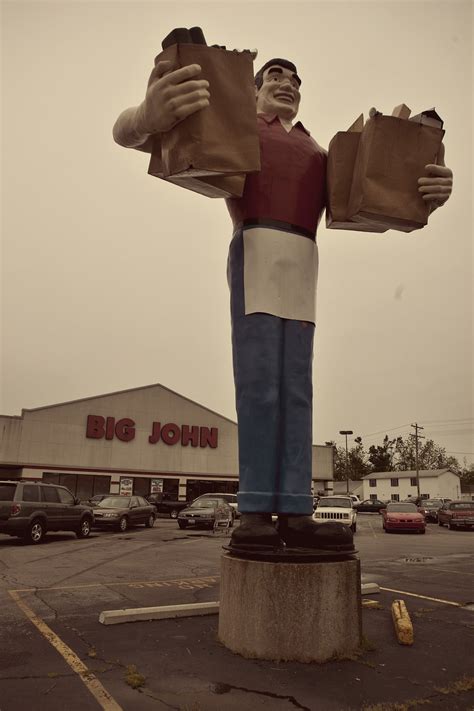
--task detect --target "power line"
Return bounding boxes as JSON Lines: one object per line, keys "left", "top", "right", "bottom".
{"left": 342, "top": 423, "right": 411, "bottom": 440}
{"left": 421, "top": 418, "right": 474, "bottom": 424}
{"left": 337, "top": 420, "right": 473, "bottom": 441}
{"left": 333, "top": 420, "right": 474, "bottom": 450}
{"left": 444, "top": 451, "right": 474, "bottom": 455}
{"left": 423, "top": 429, "right": 474, "bottom": 435}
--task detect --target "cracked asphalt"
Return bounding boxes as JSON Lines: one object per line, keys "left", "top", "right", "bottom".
{"left": 0, "top": 515, "right": 473, "bottom": 710}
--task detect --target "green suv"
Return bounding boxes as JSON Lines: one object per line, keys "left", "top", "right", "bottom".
{"left": 0, "top": 480, "right": 94, "bottom": 544}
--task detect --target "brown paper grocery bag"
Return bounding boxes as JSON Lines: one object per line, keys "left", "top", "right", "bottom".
{"left": 326, "top": 114, "right": 387, "bottom": 232}
{"left": 148, "top": 43, "right": 260, "bottom": 198}
{"left": 347, "top": 111, "right": 444, "bottom": 232}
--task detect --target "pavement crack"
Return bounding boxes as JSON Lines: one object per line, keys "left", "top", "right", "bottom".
{"left": 135, "top": 688, "right": 180, "bottom": 709}
{"left": 33, "top": 589, "right": 59, "bottom": 620}
{"left": 211, "top": 682, "right": 311, "bottom": 710}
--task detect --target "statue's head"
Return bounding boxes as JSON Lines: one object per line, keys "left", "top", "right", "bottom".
{"left": 254, "top": 58, "right": 301, "bottom": 121}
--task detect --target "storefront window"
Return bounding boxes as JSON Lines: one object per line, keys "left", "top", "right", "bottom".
{"left": 42, "top": 472, "right": 111, "bottom": 499}
{"left": 132, "top": 477, "right": 149, "bottom": 498}
{"left": 186, "top": 479, "right": 238, "bottom": 501}
{"left": 162, "top": 479, "right": 179, "bottom": 498}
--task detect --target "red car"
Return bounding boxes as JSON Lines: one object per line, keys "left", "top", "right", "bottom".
{"left": 438, "top": 500, "right": 474, "bottom": 530}
{"left": 382, "top": 502, "right": 426, "bottom": 534}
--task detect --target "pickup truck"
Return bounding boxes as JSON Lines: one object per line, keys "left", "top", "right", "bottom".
{"left": 146, "top": 493, "right": 189, "bottom": 519}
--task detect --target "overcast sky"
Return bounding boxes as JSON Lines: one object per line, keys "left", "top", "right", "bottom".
{"left": 2, "top": 0, "right": 473, "bottom": 464}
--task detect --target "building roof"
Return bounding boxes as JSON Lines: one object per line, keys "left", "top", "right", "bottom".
{"left": 19, "top": 383, "right": 238, "bottom": 424}
{"left": 362, "top": 469, "right": 458, "bottom": 480}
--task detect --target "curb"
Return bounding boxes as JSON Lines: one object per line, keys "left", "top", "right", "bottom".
{"left": 99, "top": 601, "right": 220, "bottom": 626}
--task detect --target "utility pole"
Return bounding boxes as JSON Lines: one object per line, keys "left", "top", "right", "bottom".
{"left": 410, "top": 423, "right": 425, "bottom": 499}
{"left": 339, "top": 430, "right": 353, "bottom": 494}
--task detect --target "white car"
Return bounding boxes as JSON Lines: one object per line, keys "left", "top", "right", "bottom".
{"left": 313, "top": 496, "right": 357, "bottom": 533}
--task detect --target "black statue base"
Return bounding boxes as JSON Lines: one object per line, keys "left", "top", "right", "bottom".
{"left": 223, "top": 544, "right": 357, "bottom": 563}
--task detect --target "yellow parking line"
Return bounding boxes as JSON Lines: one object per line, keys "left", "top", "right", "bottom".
{"left": 8, "top": 589, "right": 123, "bottom": 710}
{"left": 380, "top": 587, "right": 463, "bottom": 607}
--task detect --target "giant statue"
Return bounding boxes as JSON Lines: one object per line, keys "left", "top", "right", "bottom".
{"left": 113, "top": 30, "right": 453, "bottom": 555}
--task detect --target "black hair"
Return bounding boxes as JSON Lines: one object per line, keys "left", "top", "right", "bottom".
{"left": 254, "top": 58, "right": 300, "bottom": 90}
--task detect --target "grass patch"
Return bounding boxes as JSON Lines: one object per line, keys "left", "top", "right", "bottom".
{"left": 360, "top": 635, "right": 377, "bottom": 652}
{"left": 363, "top": 700, "right": 431, "bottom": 711}
{"left": 362, "top": 600, "right": 384, "bottom": 610}
{"left": 124, "top": 664, "right": 146, "bottom": 689}
{"left": 434, "top": 675, "right": 474, "bottom": 695}
{"left": 362, "top": 675, "right": 474, "bottom": 710}
{"left": 328, "top": 636, "right": 377, "bottom": 667}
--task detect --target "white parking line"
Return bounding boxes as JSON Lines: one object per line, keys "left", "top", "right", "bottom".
{"left": 380, "top": 587, "right": 465, "bottom": 607}
{"left": 367, "top": 519, "right": 378, "bottom": 539}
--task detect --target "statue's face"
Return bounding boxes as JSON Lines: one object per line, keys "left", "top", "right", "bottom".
{"left": 255, "top": 65, "right": 301, "bottom": 120}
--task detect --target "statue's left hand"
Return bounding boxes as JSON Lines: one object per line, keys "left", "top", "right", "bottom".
{"left": 418, "top": 143, "right": 453, "bottom": 211}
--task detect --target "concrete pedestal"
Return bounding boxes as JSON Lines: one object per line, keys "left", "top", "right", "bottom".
{"left": 218, "top": 553, "right": 362, "bottom": 663}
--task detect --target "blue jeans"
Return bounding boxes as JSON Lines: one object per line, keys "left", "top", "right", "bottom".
{"left": 228, "top": 230, "right": 315, "bottom": 515}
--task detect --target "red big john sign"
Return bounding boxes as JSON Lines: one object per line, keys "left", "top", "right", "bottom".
{"left": 86, "top": 415, "right": 218, "bottom": 449}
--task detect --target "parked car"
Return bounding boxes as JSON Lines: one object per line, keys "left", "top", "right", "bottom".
{"left": 92, "top": 495, "right": 156, "bottom": 532}
{"left": 354, "top": 499, "right": 387, "bottom": 513}
{"left": 313, "top": 496, "right": 357, "bottom": 532}
{"left": 146, "top": 493, "right": 189, "bottom": 519}
{"left": 382, "top": 502, "right": 426, "bottom": 534}
{"left": 0, "top": 479, "right": 94, "bottom": 544}
{"left": 177, "top": 498, "right": 234, "bottom": 530}
{"left": 84, "top": 494, "right": 110, "bottom": 506}
{"left": 418, "top": 499, "right": 444, "bottom": 523}
{"left": 192, "top": 492, "right": 240, "bottom": 518}
{"left": 438, "top": 500, "right": 474, "bottom": 530}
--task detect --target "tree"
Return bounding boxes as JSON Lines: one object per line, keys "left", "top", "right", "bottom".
{"left": 393, "top": 435, "right": 460, "bottom": 472}
{"left": 325, "top": 438, "right": 371, "bottom": 481}
{"left": 459, "top": 461, "right": 474, "bottom": 486}
{"left": 368, "top": 435, "right": 396, "bottom": 472}
{"left": 348, "top": 437, "right": 372, "bottom": 479}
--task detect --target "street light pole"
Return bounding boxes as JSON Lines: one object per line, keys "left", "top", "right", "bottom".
{"left": 339, "top": 430, "right": 353, "bottom": 494}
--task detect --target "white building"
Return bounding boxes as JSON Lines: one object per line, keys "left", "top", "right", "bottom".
{"left": 361, "top": 469, "right": 461, "bottom": 502}
{"left": 0, "top": 384, "right": 335, "bottom": 501}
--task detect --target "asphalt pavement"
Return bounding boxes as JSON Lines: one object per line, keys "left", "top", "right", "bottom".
{"left": 0, "top": 514, "right": 473, "bottom": 711}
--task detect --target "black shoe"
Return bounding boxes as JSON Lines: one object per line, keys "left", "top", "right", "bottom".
{"left": 230, "top": 513, "right": 282, "bottom": 551}
{"left": 278, "top": 515, "right": 355, "bottom": 552}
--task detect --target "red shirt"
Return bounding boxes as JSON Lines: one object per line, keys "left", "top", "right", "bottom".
{"left": 226, "top": 114, "right": 327, "bottom": 236}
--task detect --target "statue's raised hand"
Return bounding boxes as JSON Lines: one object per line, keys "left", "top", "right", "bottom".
{"left": 136, "top": 60, "right": 210, "bottom": 136}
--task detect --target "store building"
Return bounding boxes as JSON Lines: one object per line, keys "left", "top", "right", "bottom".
{"left": 0, "top": 384, "right": 335, "bottom": 501}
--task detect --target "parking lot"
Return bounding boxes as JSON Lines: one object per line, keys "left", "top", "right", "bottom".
{"left": 0, "top": 513, "right": 473, "bottom": 710}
